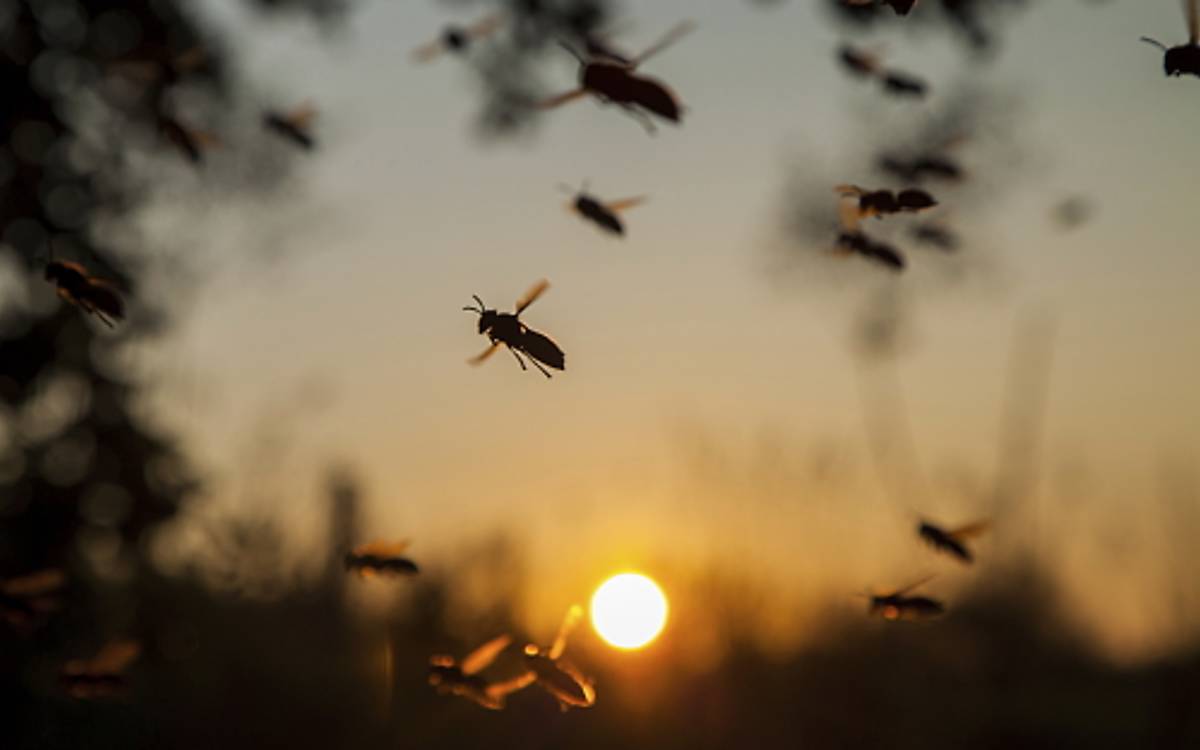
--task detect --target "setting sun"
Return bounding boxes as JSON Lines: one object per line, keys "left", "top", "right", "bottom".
{"left": 590, "top": 573, "right": 669, "bottom": 650}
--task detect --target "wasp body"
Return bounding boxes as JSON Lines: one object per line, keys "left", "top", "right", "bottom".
{"left": 464, "top": 280, "right": 565, "bottom": 378}
{"left": 521, "top": 605, "right": 595, "bottom": 710}
{"left": 44, "top": 261, "right": 125, "bottom": 327}
{"left": 917, "top": 520, "right": 989, "bottom": 563}
{"left": 865, "top": 576, "right": 945, "bottom": 621}
{"left": 344, "top": 541, "right": 419, "bottom": 577}
{"left": 429, "top": 635, "right": 535, "bottom": 710}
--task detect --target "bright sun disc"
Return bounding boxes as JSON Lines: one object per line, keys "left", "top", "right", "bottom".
{"left": 590, "top": 573, "right": 668, "bottom": 650}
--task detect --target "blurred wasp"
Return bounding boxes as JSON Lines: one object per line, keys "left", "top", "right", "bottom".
{"left": 840, "top": 0, "right": 920, "bottom": 15}
{"left": 0, "top": 569, "right": 65, "bottom": 629}
{"left": 834, "top": 191, "right": 907, "bottom": 270}
{"left": 1053, "top": 195, "right": 1094, "bottom": 230}
{"left": 463, "top": 279, "right": 565, "bottom": 378}
{"left": 836, "top": 184, "right": 938, "bottom": 219}
{"left": 413, "top": 14, "right": 505, "bottom": 63}
{"left": 61, "top": 640, "right": 141, "bottom": 699}
{"left": 108, "top": 45, "right": 209, "bottom": 99}
{"left": 861, "top": 575, "right": 945, "bottom": 621}
{"left": 429, "top": 635, "right": 536, "bottom": 710}
{"left": 835, "top": 45, "right": 928, "bottom": 98}
{"left": 878, "top": 152, "right": 964, "bottom": 183}
{"left": 344, "top": 541, "right": 420, "bottom": 578}
{"left": 263, "top": 103, "right": 318, "bottom": 150}
{"left": 918, "top": 519, "right": 989, "bottom": 563}
{"left": 1141, "top": 0, "right": 1200, "bottom": 78}
{"left": 540, "top": 21, "right": 696, "bottom": 133}
{"left": 522, "top": 605, "right": 596, "bottom": 710}
{"left": 44, "top": 260, "right": 125, "bottom": 328}
{"left": 908, "top": 221, "right": 960, "bottom": 252}
{"left": 157, "top": 113, "right": 220, "bottom": 165}
{"left": 559, "top": 182, "right": 646, "bottom": 236}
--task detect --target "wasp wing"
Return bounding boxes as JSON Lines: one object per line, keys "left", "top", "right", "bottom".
{"left": 1, "top": 569, "right": 65, "bottom": 597}
{"left": 460, "top": 635, "right": 512, "bottom": 676}
{"left": 515, "top": 279, "right": 550, "bottom": 314}
{"left": 412, "top": 39, "right": 446, "bottom": 63}
{"left": 469, "top": 342, "right": 501, "bottom": 365}
{"left": 631, "top": 20, "right": 696, "bottom": 68}
{"left": 466, "top": 13, "right": 504, "bottom": 40}
{"left": 84, "top": 640, "right": 141, "bottom": 674}
{"left": 350, "top": 540, "right": 411, "bottom": 558}
{"left": 549, "top": 604, "right": 583, "bottom": 661}
{"left": 485, "top": 671, "right": 536, "bottom": 700}
{"left": 537, "top": 89, "right": 589, "bottom": 110}
{"left": 948, "top": 520, "right": 991, "bottom": 540}
{"left": 280, "top": 102, "right": 318, "bottom": 129}
{"left": 82, "top": 280, "right": 126, "bottom": 321}
{"left": 838, "top": 195, "right": 863, "bottom": 232}
{"left": 605, "top": 196, "right": 647, "bottom": 213}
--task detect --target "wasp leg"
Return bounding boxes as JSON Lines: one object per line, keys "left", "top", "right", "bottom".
{"left": 509, "top": 346, "right": 528, "bottom": 371}
{"left": 619, "top": 104, "right": 656, "bottom": 135}
{"left": 528, "top": 357, "right": 553, "bottom": 379}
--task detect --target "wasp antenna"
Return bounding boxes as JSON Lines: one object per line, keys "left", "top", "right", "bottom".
{"left": 472, "top": 295, "right": 485, "bottom": 309}
{"left": 557, "top": 40, "right": 586, "bottom": 64}
{"left": 1139, "top": 36, "right": 1168, "bottom": 51}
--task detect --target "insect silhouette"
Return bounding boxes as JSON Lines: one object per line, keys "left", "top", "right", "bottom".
{"left": 413, "top": 14, "right": 504, "bottom": 63}
{"left": 835, "top": 191, "right": 906, "bottom": 270}
{"left": 559, "top": 182, "right": 646, "bottom": 236}
{"left": 841, "top": 0, "right": 919, "bottom": 15}
{"left": 463, "top": 279, "right": 566, "bottom": 378}
{"left": 878, "top": 152, "right": 964, "bottom": 183}
{"left": 60, "top": 640, "right": 141, "bottom": 699}
{"left": 539, "top": 21, "right": 696, "bottom": 133}
{"left": 44, "top": 260, "right": 125, "bottom": 328}
{"left": 157, "top": 113, "right": 220, "bottom": 165}
{"left": 429, "top": 635, "right": 536, "bottom": 710}
{"left": 521, "top": 605, "right": 596, "bottom": 710}
{"left": 862, "top": 576, "right": 945, "bottom": 621}
{"left": 1141, "top": 0, "right": 1200, "bottom": 78}
{"left": 0, "top": 569, "right": 65, "bottom": 629}
{"left": 836, "top": 184, "right": 938, "bottom": 219}
{"left": 835, "top": 45, "right": 928, "bottom": 98}
{"left": 264, "top": 103, "right": 318, "bottom": 150}
{"left": 918, "top": 519, "right": 990, "bottom": 563}
{"left": 908, "top": 221, "right": 960, "bottom": 252}
{"left": 1053, "top": 196, "right": 1094, "bottom": 230}
{"left": 344, "top": 541, "right": 420, "bottom": 578}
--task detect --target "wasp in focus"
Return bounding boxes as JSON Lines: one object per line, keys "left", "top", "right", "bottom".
{"left": 521, "top": 605, "right": 596, "bottom": 710}
{"left": 429, "top": 634, "right": 536, "bottom": 710}
{"left": 44, "top": 260, "right": 126, "bottom": 328}
{"left": 0, "top": 569, "right": 65, "bottom": 630}
{"left": 918, "top": 519, "right": 990, "bottom": 563}
{"left": 413, "top": 14, "right": 505, "bottom": 63}
{"left": 60, "top": 640, "right": 141, "bottom": 699}
{"left": 1141, "top": 0, "right": 1200, "bottom": 78}
{"left": 344, "top": 541, "right": 420, "bottom": 578}
{"left": 463, "top": 279, "right": 566, "bottom": 378}
{"left": 539, "top": 21, "right": 696, "bottom": 133}
{"left": 862, "top": 575, "right": 945, "bottom": 621}
{"left": 263, "top": 103, "right": 319, "bottom": 150}
{"left": 560, "top": 182, "right": 646, "bottom": 236}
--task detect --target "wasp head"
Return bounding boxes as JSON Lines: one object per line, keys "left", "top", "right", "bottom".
{"left": 463, "top": 295, "right": 498, "bottom": 334}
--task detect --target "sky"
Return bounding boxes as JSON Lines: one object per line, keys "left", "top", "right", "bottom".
{"left": 127, "top": 0, "right": 1199, "bottom": 661}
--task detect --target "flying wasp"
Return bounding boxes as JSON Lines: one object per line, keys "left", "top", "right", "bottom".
{"left": 0, "top": 569, "right": 65, "bottom": 629}
{"left": 463, "top": 279, "right": 566, "bottom": 378}
{"left": 413, "top": 14, "right": 505, "bottom": 63}
{"left": 1141, "top": 0, "right": 1200, "bottom": 78}
{"left": 521, "top": 605, "right": 596, "bottom": 710}
{"left": 60, "top": 640, "right": 141, "bottom": 699}
{"left": 44, "top": 260, "right": 125, "bottom": 328}
{"left": 539, "top": 21, "right": 696, "bottom": 133}
{"left": 157, "top": 113, "right": 220, "bottom": 165}
{"left": 861, "top": 575, "right": 945, "bottom": 621}
{"left": 840, "top": 0, "right": 920, "bottom": 15}
{"left": 429, "top": 635, "right": 536, "bottom": 710}
{"left": 836, "top": 184, "right": 938, "bottom": 220}
{"left": 918, "top": 519, "right": 989, "bottom": 563}
{"left": 835, "top": 44, "right": 928, "bottom": 98}
{"left": 263, "top": 103, "right": 318, "bottom": 150}
{"left": 344, "top": 541, "right": 420, "bottom": 578}
{"left": 834, "top": 190, "right": 907, "bottom": 270}
{"left": 559, "top": 182, "right": 646, "bottom": 236}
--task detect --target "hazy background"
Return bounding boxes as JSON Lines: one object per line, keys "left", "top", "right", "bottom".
{"left": 125, "top": 0, "right": 1200, "bottom": 661}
